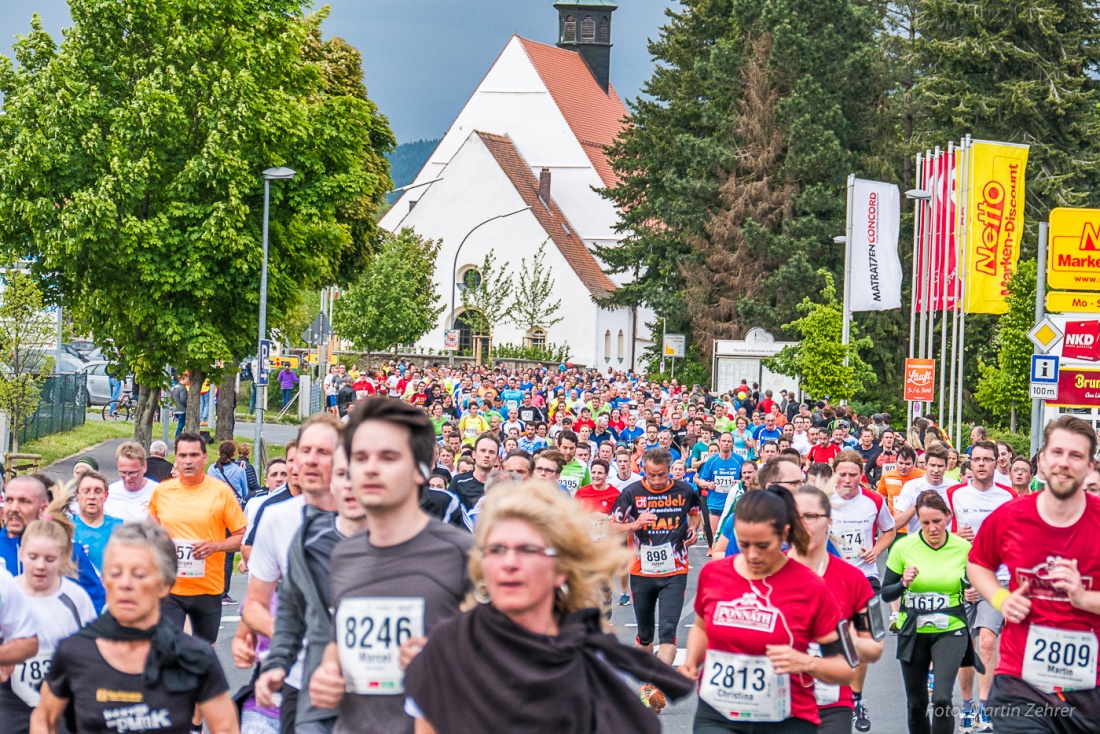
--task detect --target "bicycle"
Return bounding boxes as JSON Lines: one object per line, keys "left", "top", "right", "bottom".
{"left": 103, "top": 391, "right": 133, "bottom": 422}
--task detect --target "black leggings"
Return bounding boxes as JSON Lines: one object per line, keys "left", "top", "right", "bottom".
{"left": 161, "top": 593, "right": 222, "bottom": 644}
{"left": 899, "top": 630, "right": 968, "bottom": 734}
{"left": 693, "top": 700, "right": 817, "bottom": 733}
{"left": 630, "top": 573, "right": 687, "bottom": 646}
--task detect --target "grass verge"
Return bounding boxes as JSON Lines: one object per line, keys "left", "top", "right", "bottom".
{"left": 21, "top": 421, "right": 135, "bottom": 467}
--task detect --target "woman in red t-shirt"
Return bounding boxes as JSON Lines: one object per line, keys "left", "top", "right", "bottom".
{"left": 788, "top": 486, "right": 884, "bottom": 734}
{"left": 681, "top": 486, "right": 853, "bottom": 733}
{"left": 608, "top": 408, "right": 626, "bottom": 435}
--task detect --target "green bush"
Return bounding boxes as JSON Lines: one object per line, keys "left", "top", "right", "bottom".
{"left": 490, "top": 342, "right": 571, "bottom": 364}
{"left": 984, "top": 428, "right": 1031, "bottom": 458}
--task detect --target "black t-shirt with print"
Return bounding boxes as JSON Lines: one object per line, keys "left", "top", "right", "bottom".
{"left": 46, "top": 633, "right": 227, "bottom": 734}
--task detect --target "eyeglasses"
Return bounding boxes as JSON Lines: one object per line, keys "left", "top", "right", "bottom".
{"left": 480, "top": 544, "right": 558, "bottom": 559}
{"left": 800, "top": 512, "right": 828, "bottom": 523}
{"left": 117, "top": 470, "right": 143, "bottom": 478}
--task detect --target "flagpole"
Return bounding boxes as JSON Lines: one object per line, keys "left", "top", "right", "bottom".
{"left": 955, "top": 134, "right": 972, "bottom": 446}
{"left": 919, "top": 149, "right": 933, "bottom": 361}
{"left": 909, "top": 153, "right": 923, "bottom": 363}
{"left": 842, "top": 174, "right": 855, "bottom": 371}
{"left": 937, "top": 143, "right": 953, "bottom": 425}
{"left": 947, "top": 141, "right": 963, "bottom": 439}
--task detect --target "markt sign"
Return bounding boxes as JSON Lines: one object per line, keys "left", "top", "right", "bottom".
{"left": 1049, "top": 208, "right": 1100, "bottom": 292}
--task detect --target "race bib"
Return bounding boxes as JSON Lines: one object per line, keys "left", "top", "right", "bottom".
{"left": 881, "top": 463, "right": 897, "bottom": 474}
{"left": 640, "top": 543, "right": 676, "bottom": 575}
{"left": 906, "top": 591, "right": 951, "bottom": 613}
{"left": 1022, "top": 624, "right": 1098, "bottom": 692}
{"left": 173, "top": 539, "right": 205, "bottom": 578}
{"left": 837, "top": 532, "right": 864, "bottom": 561}
{"left": 561, "top": 477, "right": 580, "bottom": 495}
{"left": 807, "top": 643, "right": 840, "bottom": 706}
{"left": 700, "top": 649, "right": 791, "bottom": 722}
{"left": 12, "top": 653, "right": 51, "bottom": 707}
{"left": 336, "top": 597, "right": 425, "bottom": 695}
{"left": 714, "top": 476, "right": 738, "bottom": 494}
{"left": 590, "top": 513, "right": 610, "bottom": 542}
{"left": 733, "top": 447, "right": 749, "bottom": 459}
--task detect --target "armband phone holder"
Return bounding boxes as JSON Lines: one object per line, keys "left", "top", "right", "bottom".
{"left": 862, "top": 595, "right": 887, "bottom": 641}
{"left": 820, "top": 618, "right": 861, "bottom": 667}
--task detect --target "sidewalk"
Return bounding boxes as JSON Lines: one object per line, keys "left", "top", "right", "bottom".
{"left": 41, "top": 438, "right": 129, "bottom": 484}
{"left": 40, "top": 421, "right": 298, "bottom": 484}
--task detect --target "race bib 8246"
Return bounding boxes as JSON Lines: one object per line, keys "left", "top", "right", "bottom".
{"left": 336, "top": 597, "right": 425, "bottom": 695}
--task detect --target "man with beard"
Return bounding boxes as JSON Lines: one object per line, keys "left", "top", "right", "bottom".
{"left": 969, "top": 416, "right": 1100, "bottom": 734}
{"left": 0, "top": 476, "right": 105, "bottom": 611}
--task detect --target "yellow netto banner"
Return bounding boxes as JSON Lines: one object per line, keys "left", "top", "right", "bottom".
{"left": 963, "top": 141, "right": 1029, "bottom": 314}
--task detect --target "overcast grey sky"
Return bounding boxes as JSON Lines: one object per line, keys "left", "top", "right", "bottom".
{"left": 0, "top": 0, "right": 673, "bottom": 142}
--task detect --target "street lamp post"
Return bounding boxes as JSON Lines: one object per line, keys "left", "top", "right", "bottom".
{"left": 447, "top": 206, "right": 532, "bottom": 363}
{"left": 255, "top": 166, "right": 295, "bottom": 462}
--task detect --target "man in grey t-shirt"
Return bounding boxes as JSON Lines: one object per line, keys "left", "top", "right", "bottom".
{"left": 309, "top": 398, "right": 471, "bottom": 734}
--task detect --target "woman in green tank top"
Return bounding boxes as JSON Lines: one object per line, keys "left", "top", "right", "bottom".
{"left": 882, "top": 490, "right": 981, "bottom": 734}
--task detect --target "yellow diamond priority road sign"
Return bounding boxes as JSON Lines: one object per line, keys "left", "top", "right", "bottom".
{"left": 1028, "top": 317, "right": 1064, "bottom": 355}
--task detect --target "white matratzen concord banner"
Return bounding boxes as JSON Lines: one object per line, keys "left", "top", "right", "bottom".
{"left": 849, "top": 178, "right": 903, "bottom": 311}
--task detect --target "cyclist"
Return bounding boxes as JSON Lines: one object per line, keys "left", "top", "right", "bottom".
{"left": 681, "top": 486, "right": 854, "bottom": 732}
{"left": 969, "top": 415, "right": 1100, "bottom": 734}
{"left": 883, "top": 490, "right": 980, "bottom": 734}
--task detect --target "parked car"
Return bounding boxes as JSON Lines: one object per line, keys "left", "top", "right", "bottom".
{"left": 66, "top": 338, "right": 95, "bottom": 356}
{"left": 59, "top": 343, "right": 89, "bottom": 363}
{"left": 77, "top": 360, "right": 121, "bottom": 405}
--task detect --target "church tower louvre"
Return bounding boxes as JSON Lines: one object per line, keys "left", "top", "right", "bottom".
{"left": 553, "top": 0, "right": 617, "bottom": 93}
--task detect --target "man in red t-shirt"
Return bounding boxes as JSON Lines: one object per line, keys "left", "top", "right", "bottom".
{"left": 806, "top": 427, "right": 843, "bottom": 466}
{"left": 968, "top": 415, "right": 1100, "bottom": 733}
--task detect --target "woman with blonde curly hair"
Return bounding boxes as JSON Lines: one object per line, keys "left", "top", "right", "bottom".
{"left": 404, "top": 480, "right": 693, "bottom": 733}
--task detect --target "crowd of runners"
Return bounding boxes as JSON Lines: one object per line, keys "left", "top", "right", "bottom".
{"left": 0, "top": 360, "right": 1098, "bottom": 734}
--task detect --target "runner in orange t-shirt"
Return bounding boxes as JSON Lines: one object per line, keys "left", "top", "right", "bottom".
{"left": 876, "top": 445, "right": 924, "bottom": 517}
{"left": 148, "top": 432, "right": 247, "bottom": 644}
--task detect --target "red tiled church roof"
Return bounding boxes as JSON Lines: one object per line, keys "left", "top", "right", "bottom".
{"left": 517, "top": 37, "right": 628, "bottom": 189}
{"left": 477, "top": 132, "right": 616, "bottom": 299}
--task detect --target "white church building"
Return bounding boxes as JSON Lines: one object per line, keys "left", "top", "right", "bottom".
{"left": 379, "top": 1, "right": 650, "bottom": 368}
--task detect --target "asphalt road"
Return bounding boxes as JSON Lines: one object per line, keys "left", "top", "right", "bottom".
{"left": 213, "top": 542, "right": 919, "bottom": 733}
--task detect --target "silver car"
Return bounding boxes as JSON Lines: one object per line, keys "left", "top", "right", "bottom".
{"left": 78, "top": 360, "right": 125, "bottom": 405}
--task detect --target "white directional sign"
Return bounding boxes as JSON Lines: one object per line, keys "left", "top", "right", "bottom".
{"left": 1030, "top": 382, "right": 1059, "bottom": 400}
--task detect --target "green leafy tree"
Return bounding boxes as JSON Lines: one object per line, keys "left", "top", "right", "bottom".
{"left": 975, "top": 260, "right": 1036, "bottom": 431}
{"left": 0, "top": 5, "right": 394, "bottom": 447}
{"left": 508, "top": 240, "right": 564, "bottom": 335}
{"left": 912, "top": 0, "right": 1100, "bottom": 248}
{"left": 763, "top": 272, "right": 875, "bottom": 401}
{"left": 460, "top": 250, "right": 511, "bottom": 361}
{"left": 0, "top": 270, "right": 56, "bottom": 450}
{"left": 601, "top": 0, "right": 887, "bottom": 355}
{"left": 331, "top": 229, "right": 444, "bottom": 359}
